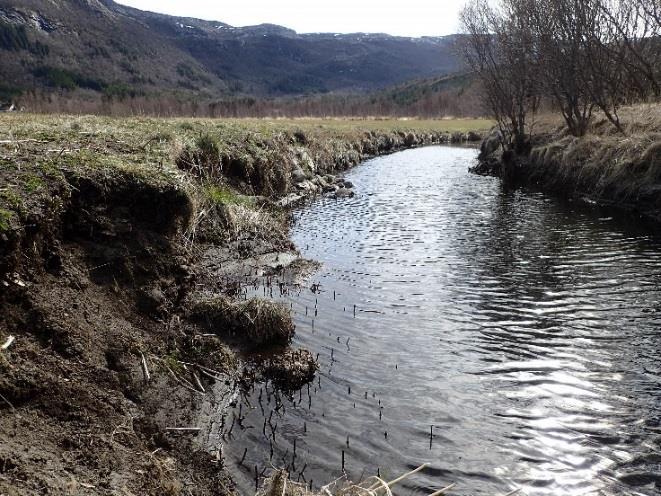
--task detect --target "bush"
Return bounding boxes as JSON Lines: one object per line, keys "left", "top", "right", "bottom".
{"left": 102, "top": 83, "right": 144, "bottom": 100}
{"left": 0, "top": 83, "right": 23, "bottom": 103}
{"left": 33, "top": 66, "right": 76, "bottom": 90}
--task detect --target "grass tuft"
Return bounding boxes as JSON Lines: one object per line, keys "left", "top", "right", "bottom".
{"left": 24, "top": 175, "right": 45, "bottom": 193}
{"left": 190, "top": 296, "right": 295, "bottom": 348}
{"left": 195, "top": 133, "right": 221, "bottom": 165}
{"left": 204, "top": 185, "right": 253, "bottom": 207}
{"left": 0, "top": 208, "right": 15, "bottom": 232}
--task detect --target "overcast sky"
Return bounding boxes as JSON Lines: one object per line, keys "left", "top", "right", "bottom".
{"left": 115, "top": 0, "right": 465, "bottom": 37}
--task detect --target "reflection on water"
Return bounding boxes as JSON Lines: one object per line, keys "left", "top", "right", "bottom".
{"left": 226, "top": 146, "right": 661, "bottom": 495}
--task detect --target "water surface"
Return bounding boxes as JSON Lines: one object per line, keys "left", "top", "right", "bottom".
{"left": 228, "top": 146, "right": 661, "bottom": 496}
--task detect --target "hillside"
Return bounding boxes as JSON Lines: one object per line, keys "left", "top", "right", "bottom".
{"left": 0, "top": 0, "right": 460, "bottom": 105}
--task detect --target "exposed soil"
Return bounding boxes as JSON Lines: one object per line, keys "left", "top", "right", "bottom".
{"left": 0, "top": 121, "right": 484, "bottom": 495}
{"left": 0, "top": 166, "right": 238, "bottom": 495}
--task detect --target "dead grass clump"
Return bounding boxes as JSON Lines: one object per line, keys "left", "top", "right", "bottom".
{"left": 641, "top": 138, "right": 661, "bottom": 178}
{"left": 221, "top": 202, "right": 283, "bottom": 240}
{"left": 257, "top": 463, "right": 461, "bottom": 496}
{"left": 526, "top": 129, "right": 661, "bottom": 206}
{"left": 190, "top": 296, "right": 294, "bottom": 348}
{"left": 257, "top": 349, "right": 318, "bottom": 391}
{"left": 176, "top": 133, "right": 223, "bottom": 181}
{"left": 178, "top": 135, "right": 294, "bottom": 197}
{"left": 620, "top": 104, "right": 661, "bottom": 135}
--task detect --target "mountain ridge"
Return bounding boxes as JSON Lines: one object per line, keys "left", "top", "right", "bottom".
{"left": 0, "top": 0, "right": 461, "bottom": 103}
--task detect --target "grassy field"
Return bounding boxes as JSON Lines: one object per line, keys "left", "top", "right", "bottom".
{"left": 0, "top": 114, "right": 492, "bottom": 165}
{"left": 0, "top": 114, "right": 492, "bottom": 232}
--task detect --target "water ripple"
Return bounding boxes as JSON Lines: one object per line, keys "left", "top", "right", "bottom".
{"left": 227, "top": 146, "right": 661, "bottom": 496}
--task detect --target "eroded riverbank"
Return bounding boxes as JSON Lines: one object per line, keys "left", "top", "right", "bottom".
{"left": 472, "top": 104, "right": 661, "bottom": 223}
{"left": 0, "top": 115, "right": 489, "bottom": 495}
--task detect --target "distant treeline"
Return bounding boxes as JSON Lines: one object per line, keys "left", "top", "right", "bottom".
{"left": 461, "top": 0, "right": 660, "bottom": 151}
{"left": 11, "top": 74, "right": 486, "bottom": 118}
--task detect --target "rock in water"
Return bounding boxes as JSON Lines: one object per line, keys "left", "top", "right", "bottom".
{"left": 334, "top": 188, "right": 355, "bottom": 199}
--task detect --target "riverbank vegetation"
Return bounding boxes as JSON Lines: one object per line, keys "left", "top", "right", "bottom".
{"left": 0, "top": 114, "right": 490, "bottom": 495}
{"left": 462, "top": 0, "right": 659, "bottom": 147}
{"left": 461, "top": 0, "right": 661, "bottom": 218}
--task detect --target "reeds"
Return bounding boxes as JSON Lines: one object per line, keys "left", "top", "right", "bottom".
{"left": 256, "top": 463, "right": 514, "bottom": 496}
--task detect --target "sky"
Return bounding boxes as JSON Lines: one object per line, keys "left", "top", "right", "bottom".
{"left": 114, "top": 0, "right": 466, "bottom": 37}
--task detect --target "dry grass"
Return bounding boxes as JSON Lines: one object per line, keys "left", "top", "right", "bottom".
{"left": 533, "top": 102, "right": 661, "bottom": 137}
{"left": 256, "top": 464, "right": 486, "bottom": 496}
{"left": 257, "top": 349, "right": 318, "bottom": 391}
{"left": 0, "top": 113, "right": 491, "bottom": 253}
{"left": 0, "top": 114, "right": 492, "bottom": 171}
{"left": 190, "top": 296, "right": 295, "bottom": 348}
{"left": 221, "top": 203, "right": 284, "bottom": 240}
{"left": 522, "top": 103, "right": 661, "bottom": 209}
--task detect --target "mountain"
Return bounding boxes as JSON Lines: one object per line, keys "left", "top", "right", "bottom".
{"left": 0, "top": 0, "right": 461, "bottom": 103}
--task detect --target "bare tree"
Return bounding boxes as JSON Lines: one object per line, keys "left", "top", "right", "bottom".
{"left": 527, "top": 0, "right": 600, "bottom": 136}
{"left": 607, "top": 0, "right": 659, "bottom": 97}
{"left": 573, "top": 0, "right": 630, "bottom": 132}
{"left": 460, "top": 0, "right": 660, "bottom": 140}
{"left": 460, "top": 0, "right": 541, "bottom": 153}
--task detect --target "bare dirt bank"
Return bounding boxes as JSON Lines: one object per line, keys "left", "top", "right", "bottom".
{"left": 0, "top": 115, "right": 489, "bottom": 495}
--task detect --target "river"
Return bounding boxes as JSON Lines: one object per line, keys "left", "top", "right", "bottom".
{"left": 226, "top": 146, "right": 661, "bottom": 496}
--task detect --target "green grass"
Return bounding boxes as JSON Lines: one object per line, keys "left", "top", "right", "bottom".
{"left": 0, "top": 188, "right": 22, "bottom": 210}
{"left": 163, "top": 350, "right": 184, "bottom": 373}
{"left": 24, "top": 175, "right": 45, "bottom": 193}
{"left": 205, "top": 185, "right": 254, "bottom": 207}
{"left": 0, "top": 208, "right": 14, "bottom": 232}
